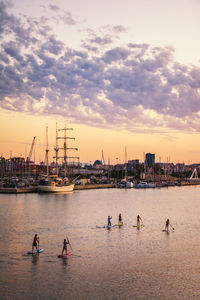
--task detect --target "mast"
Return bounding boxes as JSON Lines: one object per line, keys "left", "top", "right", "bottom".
{"left": 55, "top": 123, "right": 59, "bottom": 175}
{"left": 143, "top": 152, "right": 146, "bottom": 180}
{"left": 159, "top": 156, "right": 161, "bottom": 182}
{"left": 125, "top": 146, "right": 127, "bottom": 180}
{"left": 55, "top": 125, "right": 79, "bottom": 178}
{"left": 46, "top": 126, "right": 49, "bottom": 177}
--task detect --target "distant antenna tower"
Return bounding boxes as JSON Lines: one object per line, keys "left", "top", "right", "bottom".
{"left": 125, "top": 146, "right": 127, "bottom": 163}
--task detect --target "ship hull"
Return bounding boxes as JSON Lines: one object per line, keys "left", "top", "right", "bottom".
{"left": 38, "top": 183, "right": 74, "bottom": 193}
{"left": 134, "top": 182, "right": 155, "bottom": 188}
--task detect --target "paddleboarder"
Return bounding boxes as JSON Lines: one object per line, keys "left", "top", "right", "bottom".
{"left": 137, "top": 215, "right": 142, "bottom": 226}
{"left": 165, "top": 219, "right": 174, "bottom": 232}
{"left": 62, "top": 238, "right": 69, "bottom": 256}
{"left": 108, "top": 215, "right": 112, "bottom": 226}
{"left": 119, "top": 213, "right": 122, "bottom": 222}
{"left": 32, "top": 234, "right": 39, "bottom": 252}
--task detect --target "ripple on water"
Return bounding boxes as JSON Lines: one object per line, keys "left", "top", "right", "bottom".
{"left": 1, "top": 187, "right": 200, "bottom": 299}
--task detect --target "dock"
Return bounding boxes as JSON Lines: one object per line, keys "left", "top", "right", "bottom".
{"left": 74, "top": 184, "right": 115, "bottom": 190}
{"left": 0, "top": 186, "right": 38, "bottom": 193}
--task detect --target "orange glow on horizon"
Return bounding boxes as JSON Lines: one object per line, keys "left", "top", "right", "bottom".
{"left": 1, "top": 109, "right": 200, "bottom": 165}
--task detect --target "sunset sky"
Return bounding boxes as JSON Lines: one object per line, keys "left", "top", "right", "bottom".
{"left": 0, "top": 0, "right": 200, "bottom": 164}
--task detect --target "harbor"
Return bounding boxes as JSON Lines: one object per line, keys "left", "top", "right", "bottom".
{"left": 2, "top": 125, "right": 200, "bottom": 194}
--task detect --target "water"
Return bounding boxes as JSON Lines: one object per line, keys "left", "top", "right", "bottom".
{"left": 1, "top": 186, "right": 200, "bottom": 299}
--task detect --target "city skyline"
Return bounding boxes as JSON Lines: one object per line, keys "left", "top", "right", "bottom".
{"left": 1, "top": 0, "right": 200, "bottom": 164}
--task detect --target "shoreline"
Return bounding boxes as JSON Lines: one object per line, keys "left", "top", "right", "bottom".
{"left": 0, "top": 181, "right": 200, "bottom": 193}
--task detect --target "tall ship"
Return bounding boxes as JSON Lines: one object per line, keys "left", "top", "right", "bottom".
{"left": 38, "top": 125, "right": 79, "bottom": 193}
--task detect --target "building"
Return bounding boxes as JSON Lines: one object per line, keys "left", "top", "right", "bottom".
{"left": 145, "top": 153, "right": 155, "bottom": 166}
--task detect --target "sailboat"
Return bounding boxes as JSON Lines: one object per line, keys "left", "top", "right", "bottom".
{"left": 38, "top": 125, "right": 78, "bottom": 193}
{"left": 38, "top": 175, "right": 74, "bottom": 193}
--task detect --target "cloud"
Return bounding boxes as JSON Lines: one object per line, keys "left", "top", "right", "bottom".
{"left": 59, "top": 11, "right": 78, "bottom": 26}
{"left": 49, "top": 5, "right": 60, "bottom": 12}
{"left": 0, "top": 1, "right": 200, "bottom": 134}
{"left": 111, "top": 25, "right": 127, "bottom": 34}
{"left": 103, "top": 47, "right": 130, "bottom": 63}
{"left": 87, "top": 34, "right": 113, "bottom": 46}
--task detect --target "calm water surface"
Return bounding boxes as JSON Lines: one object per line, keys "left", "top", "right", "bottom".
{"left": 1, "top": 186, "right": 200, "bottom": 299}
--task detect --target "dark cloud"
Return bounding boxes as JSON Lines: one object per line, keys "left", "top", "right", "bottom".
{"left": 4, "top": 41, "right": 23, "bottom": 61}
{"left": 103, "top": 47, "right": 130, "bottom": 63}
{"left": 1, "top": 1, "right": 200, "bottom": 134}
{"left": 40, "top": 35, "right": 65, "bottom": 55}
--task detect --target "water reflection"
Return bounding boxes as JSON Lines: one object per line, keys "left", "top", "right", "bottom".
{"left": 1, "top": 186, "right": 200, "bottom": 299}
{"left": 31, "top": 253, "right": 39, "bottom": 265}
{"left": 61, "top": 258, "right": 68, "bottom": 267}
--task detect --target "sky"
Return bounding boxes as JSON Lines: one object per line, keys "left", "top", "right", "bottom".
{"left": 0, "top": 0, "right": 200, "bottom": 164}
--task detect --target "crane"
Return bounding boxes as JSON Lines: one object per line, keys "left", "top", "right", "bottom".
{"left": 102, "top": 150, "right": 105, "bottom": 165}
{"left": 28, "top": 136, "right": 36, "bottom": 161}
{"left": 26, "top": 136, "right": 36, "bottom": 177}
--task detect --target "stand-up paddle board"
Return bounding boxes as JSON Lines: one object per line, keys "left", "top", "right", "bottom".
{"left": 96, "top": 224, "right": 115, "bottom": 229}
{"left": 104, "top": 224, "right": 113, "bottom": 229}
{"left": 27, "top": 249, "right": 44, "bottom": 254}
{"left": 116, "top": 222, "right": 123, "bottom": 227}
{"left": 58, "top": 252, "right": 72, "bottom": 258}
{"left": 133, "top": 225, "right": 144, "bottom": 227}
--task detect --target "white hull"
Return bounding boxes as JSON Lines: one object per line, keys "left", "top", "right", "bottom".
{"left": 126, "top": 182, "right": 134, "bottom": 188}
{"left": 38, "top": 183, "right": 74, "bottom": 193}
{"left": 134, "top": 182, "right": 156, "bottom": 188}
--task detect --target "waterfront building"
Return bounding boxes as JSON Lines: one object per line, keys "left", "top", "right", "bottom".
{"left": 128, "top": 159, "right": 139, "bottom": 165}
{"left": 145, "top": 153, "right": 155, "bottom": 166}
{"left": 93, "top": 160, "right": 103, "bottom": 167}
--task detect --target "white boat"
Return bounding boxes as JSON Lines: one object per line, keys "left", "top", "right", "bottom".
{"left": 126, "top": 181, "right": 134, "bottom": 188}
{"left": 38, "top": 176, "right": 74, "bottom": 193}
{"left": 38, "top": 124, "right": 78, "bottom": 193}
{"left": 134, "top": 181, "right": 156, "bottom": 188}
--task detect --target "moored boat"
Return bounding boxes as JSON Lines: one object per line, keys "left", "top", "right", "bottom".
{"left": 38, "top": 124, "right": 78, "bottom": 193}
{"left": 134, "top": 181, "right": 156, "bottom": 188}
{"left": 38, "top": 176, "right": 74, "bottom": 193}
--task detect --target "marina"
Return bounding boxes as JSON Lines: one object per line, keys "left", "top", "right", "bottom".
{"left": 2, "top": 126, "right": 200, "bottom": 194}
{"left": 1, "top": 178, "right": 200, "bottom": 193}
{"left": 1, "top": 180, "right": 200, "bottom": 193}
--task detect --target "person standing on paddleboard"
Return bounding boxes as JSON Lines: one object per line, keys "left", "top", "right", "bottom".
{"left": 32, "top": 234, "right": 39, "bottom": 252}
{"left": 137, "top": 215, "right": 142, "bottom": 226}
{"left": 62, "top": 238, "right": 69, "bottom": 255}
{"left": 118, "top": 213, "right": 122, "bottom": 222}
{"left": 165, "top": 219, "right": 170, "bottom": 232}
{"left": 165, "top": 219, "right": 174, "bottom": 232}
{"left": 108, "top": 216, "right": 112, "bottom": 226}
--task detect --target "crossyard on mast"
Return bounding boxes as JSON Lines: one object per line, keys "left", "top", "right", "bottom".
{"left": 54, "top": 124, "right": 79, "bottom": 176}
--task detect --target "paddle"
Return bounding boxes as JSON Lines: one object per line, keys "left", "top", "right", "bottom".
{"left": 170, "top": 224, "right": 175, "bottom": 230}
{"left": 67, "top": 237, "right": 73, "bottom": 251}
